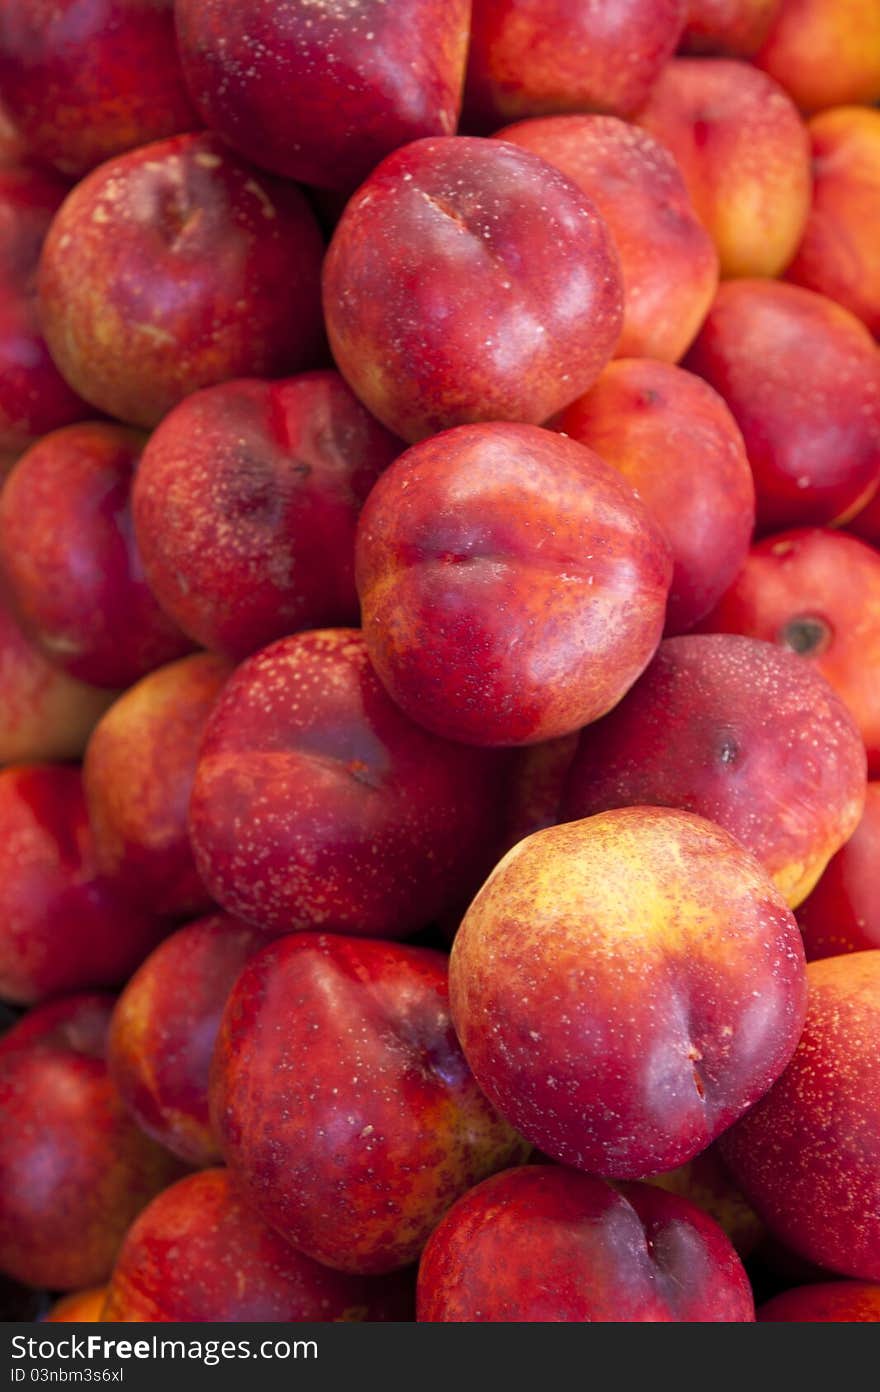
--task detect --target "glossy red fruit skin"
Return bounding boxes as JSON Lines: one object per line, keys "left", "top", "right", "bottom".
{"left": 38, "top": 133, "right": 326, "bottom": 430}
{"left": 323, "top": 137, "right": 624, "bottom": 445}
{"left": 798, "top": 786, "right": 880, "bottom": 958}
{"left": 553, "top": 359, "right": 754, "bottom": 634}
{"left": 0, "top": 0, "right": 196, "bottom": 177}
{"left": 699, "top": 528, "right": 880, "bottom": 775}
{"left": 211, "top": 934, "right": 529, "bottom": 1276}
{"left": 0, "top": 993, "right": 184, "bottom": 1291}
{"left": 103, "top": 1169, "right": 415, "bottom": 1323}
{"left": 175, "top": 0, "right": 470, "bottom": 193}
{"left": 450, "top": 806, "right": 807, "bottom": 1179}
{"left": 0, "top": 163, "right": 90, "bottom": 458}
{"left": 720, "top": 952, "right": 880, "bottom": 1281}
{"left": 758, "top": 1281, "right": 880, "bottom": 1322}
{"left": 188, "top": 628, "right": 511, "bottom": 938}
{"left": 417, "top": 1165, "right": 755, "bottom": 1322}
{"left": 495, "top": 117, "right": 718, "bottom": 367}
{"left": 0, "top": 764, "right": 168, "bottom": 1006}
{"left": 561, "top": 634, "right": 867, "bottom": 909}
{"left": 356, "top": 423, "right": 672, "bottom": 747}
{"left": 635, "top": 59, "right": 811, "bottom": 281}
{"left": 108, "top": 915, "right": 266, "bottom": 1167}
{"left": 684, "top": 281, "right": 880, "bottom": 533}
{"left": 83, "top": 652, "right": 232, "bottom": 919}
{"left": 132, "top": 373, "right": 401, "bottom": 662}
{"left": 0, "top": 423, "right": 193, "bottom": 688}
{"left": 464, "top": 0, "right": 687, "bottom": 128}
{"left": 785, "top": 108, "right": 880, "bottom": 338}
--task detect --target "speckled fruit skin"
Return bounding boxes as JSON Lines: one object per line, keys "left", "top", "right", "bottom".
{"left": 450, "top": 807, "right": 807, "bottom": 1179}
{"left": 417, "top": 1165, "right": 754, "bottom": 1322}
{"left": 0, "top": 593, "right": 113, "bottom": 764}
{"left": 684, "top": 283, "right": 880, "bottom": 533}
{"left": 758, "top": 1281, "right": 880, "bottom": 1322}
{"left": 132, "top": 373, "right": 401, "bottom": 662}
{"left": 188, "top": 629, "right": 511, "bottom": 937}
{"left": 554, "top": 360, "right": 754, "bottom": 634}
{"left": 647, "top": 1146, "right": 765, "bottom": 1258}
{"left": 83, "top": 652, "right": 232, "bottom": 918}
{"left": 0, "top": 765, "right": 168, "bottom": 1006}
{"left": 0, "top": 163, "right": 91, "bottom": 458}
{"left": 721, "top": 952, "right": 880, "bottom": 1280}
{"left": 0, "top": 0, "right": 196, "bottom": 177}
{"left": 635, "top": 59, "right": 810, "bottom": 279}
{"left": 755, "top": 0, "right": 880, "bottom": 113}
{"left": 464, "top": 0, "right": 686, "bottom": 128}
{"left": 797, "top": 785, "right": 880, "bottom": 959}
{"left": 700, "top": 529, "right": 880, "bottom": 775}
{"left": 322, "top": 137, "right": 623, "bottom": 445}
{"left": 175, "top": 0, "right": 470, "bottom": 194}
{"left": 37, "top": 133, "right": 325, "bottom": 430}
{"left": 44, "top": 1287, "right": 107, "bottom": 1322}
{"left": 785, "top": 107, "right": 880, "bottom": 337}
{"left": 681, "top": 0, "right": 781, "bottom": 56}
{"left": 0, "top": 994, "right": 184, "bottom": 1291}
{"left": 561, "top": 635, "right": 867, "bottom": 908}
{"left": 494, "top": 116, "right": 717, "bottom": 365}
{"left": 104, "top": 1169, "right": 415, "bottom": 1323}
{"left": 0, "top": 423, "right": 193, "bottom": 688}
{"left": 211, "top": 934, "right": 529, "bottom": 1275}
{"left": 356, "top": 423, "right": 672, "bottom": 747}
{"left": 108, "top": 915, "right": 265, "bottom": 1167}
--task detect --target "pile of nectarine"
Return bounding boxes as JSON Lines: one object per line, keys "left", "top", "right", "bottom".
{"left": 0, "top": 0, "right": 879, "bottom": 1327}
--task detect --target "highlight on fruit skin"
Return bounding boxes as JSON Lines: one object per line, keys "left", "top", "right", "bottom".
{"left": 635, "top": 58, "right": 812, "bottom": 280}
{"left": 416, "top": 1165, "right": 756, "bottom": 1323}
{"left": 494, "top": 118, "right": 720, "bottom": 366}
{"left": 187, "top": 628, "right": 514, "bottom": 938}
{"left": 0, "top": 993, "right": 185, "bottom": 1292}
{"left": 101, "top": 1169, "right": 416, "bottom": 1323}
{"left": 355, "top": 422, "right": 672, "bottom": 747}
{"left": 721, "top": 951, "right": 880, "bottom": 1282}
{"left": 449, "top": 805, "right": 807, "bottom": 1179}
{"left": 561, "top": 633, "right": 867, "bottom": 909}
{"left": 0, "top": 0, "right": 879, "bottom": 1330}
{"left": 176, "top": 0, "right": 472, "bottom": 192}
{"left": 209, "top": 933, "right": 531, "bottom": 1277}
{"left": 322, "top": 138, "right": 625, "bottom": 444}
{"left": 37, "top": 133, "right": 326, "bottom": 430}
{"left": 0, "top": 0, "right": 196, "bottom": 177}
